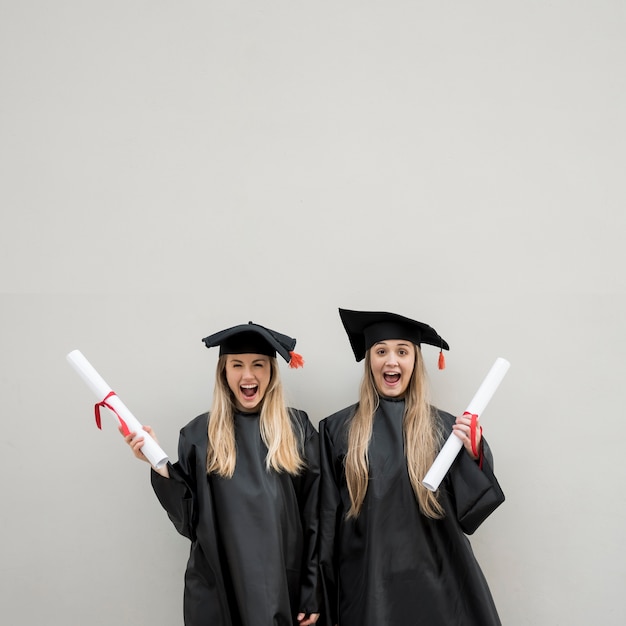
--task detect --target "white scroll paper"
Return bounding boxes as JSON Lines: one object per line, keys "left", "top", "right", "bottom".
{"left": 422, "top": 357, "right": 510, "bottom": 492}
{"left": 67, "top": 349, "right": 169, "bottom": 469}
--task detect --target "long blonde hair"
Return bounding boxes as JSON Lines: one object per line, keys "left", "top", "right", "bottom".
{"left": 345, "top": 346, "right": 445, "bottom": 519}
{"left": 206, "top": 355, "right": 304, "bottom": 477}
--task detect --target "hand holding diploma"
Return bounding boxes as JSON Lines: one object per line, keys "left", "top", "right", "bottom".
{"left": 121, "top": 425, "right": 170, "bottom": 477}
{"left": 422, "top": 357, "right": 510, "bottom": 492}
{"left": 452, "top": 412, "right": 483, "bottom": 460}
{"left": 67, "top": 349, "right": 169, "bottom": 469}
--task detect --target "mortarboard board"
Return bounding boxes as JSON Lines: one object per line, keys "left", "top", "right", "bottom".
{"left": 338, "top": 308, "right": 449, "bottom": 368}
{"left": 202, "top": 321, "right": 304, "bottom": 368}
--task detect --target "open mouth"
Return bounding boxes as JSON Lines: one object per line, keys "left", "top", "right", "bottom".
{"left": 241, "top": 384, "right": 258, "bottom": 399}
{"left": 383, "top": 373, "right": 401, "bottom": 385}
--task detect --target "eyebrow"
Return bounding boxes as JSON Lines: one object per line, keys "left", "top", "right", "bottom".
{"left": 374, "top": 341, "right": 412, "bottom": 348}
{"left": 230, "top": 357, "right": 268, "bottom": 364}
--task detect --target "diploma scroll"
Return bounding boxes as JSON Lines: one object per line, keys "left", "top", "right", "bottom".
{"left": 67, "top": 349, "right": 169, "bottom": 469}
{"left": 422, "top": 357, "right": 510, "bottom": 492}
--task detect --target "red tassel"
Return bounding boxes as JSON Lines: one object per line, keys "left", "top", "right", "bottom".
{"left": 289, "top": 351, "right": 304, "bottom": 369}
{"left": 438, "top": 350, "right": 446, "bottom": 370}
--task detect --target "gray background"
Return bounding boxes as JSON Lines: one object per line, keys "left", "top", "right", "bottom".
{"left": 1, "top": 1, "right": 624, "bottom": 624}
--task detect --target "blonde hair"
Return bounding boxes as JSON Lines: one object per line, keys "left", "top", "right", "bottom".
{"left": 345, "top": 346, "right": 445, "bottom": 519}
{"left": 206, "top": 355, "right": 304, "bottom": 477}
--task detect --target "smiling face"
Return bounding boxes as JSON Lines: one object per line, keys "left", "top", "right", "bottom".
{"left": 224, "top": 353, "right": 272, "bottom": 412}
{"left": 369, "top": 339, "right": 416, "bottom": 398}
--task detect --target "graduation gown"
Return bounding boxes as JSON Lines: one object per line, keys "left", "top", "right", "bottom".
{"left": 319, "top": 398, "right": 505, "bottom": 626}
{"left": 151, "top": 409, "right": 321, "bottom": 626}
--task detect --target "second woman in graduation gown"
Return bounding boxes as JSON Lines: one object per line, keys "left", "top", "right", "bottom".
{"left": 319, "top": 309, "right": 505, "bottom": 626}
{"left": 125, "top": 322, "right": 321, "bottom": 626}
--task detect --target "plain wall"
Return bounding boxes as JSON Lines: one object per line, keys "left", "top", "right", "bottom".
{"left": 1, "top": 2, "right": 625, "bottom": 624}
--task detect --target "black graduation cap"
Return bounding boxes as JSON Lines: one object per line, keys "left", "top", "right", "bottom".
{"left": 338, "top": 308, "right": 449, "bottom": 368}
{"left": 202, "top": 321, "right": 304, "bottom": 368}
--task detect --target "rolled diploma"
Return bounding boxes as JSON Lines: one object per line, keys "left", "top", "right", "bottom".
{"left": 67, "top": 349, "right": 169, "bottom": 469}
{"left": 422, "top": 357, "right": 510, "bottom": 492}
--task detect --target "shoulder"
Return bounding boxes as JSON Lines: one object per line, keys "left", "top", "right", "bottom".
{"left": 288, "top": 407, "right": 312, "bottom": 427}
{"left": 180, "top": 412, "right": 209, "bottom": 440}
{"left": 319, "top": 403, "right": 358, "bottom": 436}
{"left": 322, "top": 403, "right": 358, "bottom": 424}
{"left": 288, "top": 407, "right": 317, "bottom": 439}
{"left": 174, "top": 413, "right": 208, "bottom": 466}
{"left": 433, "top": 407, "right": 456, "bottom": 434}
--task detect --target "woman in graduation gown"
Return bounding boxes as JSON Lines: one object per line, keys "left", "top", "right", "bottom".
{"left": 319, "top": 308, "right": 505, "bottom": 626}
{"left": 125, "top": 322, "right": 321, "bottom": 626}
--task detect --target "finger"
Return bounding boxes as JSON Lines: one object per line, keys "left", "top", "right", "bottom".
{"left": 123, "top": 431, "right": 136, "bottom": 444}
{"left": 452, "top": 425, "right": 469, "bottom": 439}
{"left": 142, "top": 425, "right": 159, "bottom": 444}
{"left": 451, "top": 426, "right": 466, "bottom": 443}
{"left": 453, "top": 426, "right": 478, "bottom": 455}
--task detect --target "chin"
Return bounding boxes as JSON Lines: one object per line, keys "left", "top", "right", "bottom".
{"left": 378, "top": 384, "right": 408, "bottom": 398}
{"left": 237, "top": 398, "right": 262, "bottom": 412}
{"left": 385, "top": 391, "right": 404, "bottom": 398}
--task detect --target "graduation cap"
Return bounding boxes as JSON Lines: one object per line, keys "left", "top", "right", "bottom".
{"left": 338, "top": 308, "right": 449, "bottom": 368}
{"left": 202, "top": 321, "right": 304, "bottom": 368}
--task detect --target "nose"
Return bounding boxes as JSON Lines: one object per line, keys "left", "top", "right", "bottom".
{"left": 386, "top": 351, "right": 399, "bottom": 366}
{"left": 241, "top": 365, "right": 255, "bottom": 380}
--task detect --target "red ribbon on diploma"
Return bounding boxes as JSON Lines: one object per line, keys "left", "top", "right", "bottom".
{"left": 95, "top": 391, "right": 131, "bottom": 437}
{"left": 463, "top": 411, "right": 484, "bottom": 469}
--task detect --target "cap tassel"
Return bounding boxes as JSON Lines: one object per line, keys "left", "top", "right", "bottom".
{"left": 289, "top": 351, "right": 304, "bottom": 369}
{"left": 438, "top": 349, "right": 446, "bottom": 370}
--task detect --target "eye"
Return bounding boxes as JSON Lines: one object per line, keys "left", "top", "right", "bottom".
{"left": 376, "top": 349, "right": 386, "bottom": 356}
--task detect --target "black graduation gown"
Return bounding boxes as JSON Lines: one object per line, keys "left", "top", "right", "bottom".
{"left": 319, "top": 398, "right": 505, "bottom": 626}
{"left": 151, "top": 409, "right": 321, "bottom": 626}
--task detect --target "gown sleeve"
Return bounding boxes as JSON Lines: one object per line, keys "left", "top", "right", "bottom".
{"left": 446, "top": 434, "right": 505, "bottom": 535}
{"left": 291, "top": 411, "right": 322, "bottom": 615}
{"left": 150, "top": 427, "right": 198, "bottom": 540}
{"left": 318, "top": 418, "right": 342, "bottom": 625}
